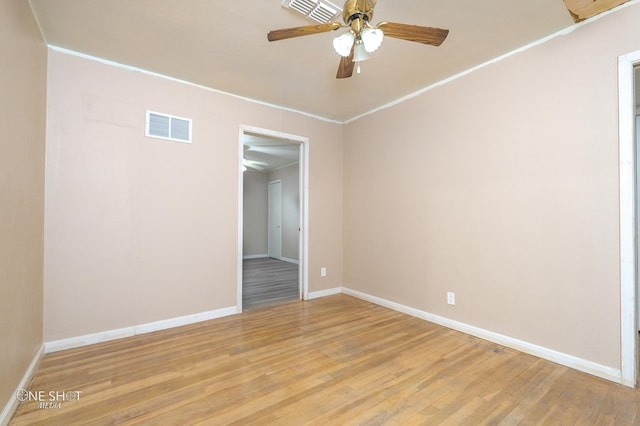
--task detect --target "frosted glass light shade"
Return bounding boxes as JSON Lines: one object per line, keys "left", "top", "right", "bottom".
{"left": 353, "top": 41, "right": 370, "bottom": 62}
{"left": 333, "top": 31, "right": 355, "bottom": 57}
{"left": 361, "top": 27, "right": 384, "bottom": 53}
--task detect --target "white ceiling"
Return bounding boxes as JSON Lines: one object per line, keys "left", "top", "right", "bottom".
{"left": 27, "top": 0, "right": 598, "bottom": 123}
{"left": 244, "top": 133, "right": 299, "bottom": 172}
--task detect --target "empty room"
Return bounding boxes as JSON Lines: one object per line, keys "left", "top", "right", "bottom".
{"left": 3, "top": 0, "right": 640, "bottom": 424}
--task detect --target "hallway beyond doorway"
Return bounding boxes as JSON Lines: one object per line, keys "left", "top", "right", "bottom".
{"left": 242, "top": 258, "right": 299, "bottom": 309}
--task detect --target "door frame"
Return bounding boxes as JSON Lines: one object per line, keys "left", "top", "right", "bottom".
{"left": 267, "top": 179, "right": 282, "bottom": 259}
{"left": 618, "top": 49, "right": 640, "bottom": 387}
{"left": 237, "top": 125, "right": 309, "bottom": 311}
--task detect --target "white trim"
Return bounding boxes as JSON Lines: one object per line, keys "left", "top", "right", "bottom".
{"left": 300, "top": 141, "right": 310, "bottom": 301}
{"left": 619, "top": 50, "right": 640, "bottom": 387}
{"left": 44, "top": 306, "right": 238, "bottom": 353}
{"left": 238, "top": 125, "right": 310, "bottom": 308}
{"left": 243, "top": 254, "right": 268, "bottom": 260}
{"left": 237, "top": 129, "right": 245, "bottom": 312}
{"left": 245, "top": 255, "right": 299, "bottom": 264}
{"left": 0, "top": 344, "right": 45, "bottom": 426}
{"left": 342, "top": 287, "right": 622, "bottom": 384}
{"left": 48, "top": 46, "right": 341, "bottom": 125}
{"left": 307, "top": 287, "right": 343, "bottom": 300}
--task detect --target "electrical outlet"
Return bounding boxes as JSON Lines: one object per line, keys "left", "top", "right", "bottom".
{"left": 321, "top": 267, "right": 327, "bottom": 277}
{"left": 447, "top": 292, "right": 455, "bottom": 305}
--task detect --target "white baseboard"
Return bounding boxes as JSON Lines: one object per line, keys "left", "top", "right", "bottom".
{"left": 243, "top": 254, "right": 268, "bottom": 260}
{"left": 307, "top": 287, "right": 343, "bottom": 300}
{"left": 0, "top": 344, "right": 45, "bottom": 426}
{"left": 242, "top": 255, "right": 299, "bottom": 265}
{"left": 342, "top": 287, "right": 622, "bottom": 384}
{"left": 45, "top": 306, "right": 239, "bottom": 353}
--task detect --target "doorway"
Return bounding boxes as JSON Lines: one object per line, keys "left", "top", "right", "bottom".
{"left": 237, "top": 126, "right": 309, "bottom": 310}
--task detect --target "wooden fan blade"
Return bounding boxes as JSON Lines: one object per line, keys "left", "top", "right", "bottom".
{"left": 247, "top": 159, "right": 269, "bottom": 166}
{"left": 336, "top": 46, "right": 355, "bottom": 79}
{"left": 243, "top": 160, "right": 265, "bottom": 171}
{"left": 377, "top": 22, "right": 449, "bottom": 46}
{"left": 267, "top": 22, "right": 341, "bottom": 42}
{"left": 247, "top": 146, "right": 297, "bottom": 153}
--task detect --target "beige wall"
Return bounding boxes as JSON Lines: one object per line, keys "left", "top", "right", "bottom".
{"left": 44, "top": 50, "right": 343, "bottom": 341}
{"left": 0, "top": 0, "right": 46, "bottom": 413}
{"left": 344, "top": 4, "right": 640, "bottom": 369}
{"left": 243, "top": 170, "right": 268, "bottom": 256}
{"left": 268, "top": 164, "right": 300, "bottom": 261}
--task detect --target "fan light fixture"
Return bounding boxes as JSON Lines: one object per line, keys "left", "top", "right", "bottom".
{"left": 268, "top": 0, "right": 450, "bottom": 80}
{"left": 333, "top": 26, "right": 383, "bottom": 65}
{"left": 333, "top": 31, "right": 355, "bottom": 57}
{"left": 352, "top": 40, "right": 370, "bottom": 62}
{"left": 361, "top": 27, "right": 383, "bottom": 52}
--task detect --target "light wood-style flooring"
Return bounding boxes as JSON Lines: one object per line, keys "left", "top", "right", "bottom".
{"left": 242, "top": 258, "right": 299, "bottom": 309}
{"left": 11, "top": 295, "right": 640, "bottom": 425}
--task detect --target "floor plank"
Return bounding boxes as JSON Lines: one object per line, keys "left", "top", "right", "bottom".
{"left": 242, "top": 258, "right": 299, "bottom": 309}
{"left": 10, "top": 295, "right": 640, "bottom": 425}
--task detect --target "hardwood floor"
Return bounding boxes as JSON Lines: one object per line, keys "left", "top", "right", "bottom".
{"left": 242, "top": 258, "right": 299, "bottom": 309}
{"left": 10, "top": 295, "right": 640, "bottom": 425}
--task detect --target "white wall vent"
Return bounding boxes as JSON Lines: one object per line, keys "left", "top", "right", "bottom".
{"left": 145, "top": 111, "right": 192, "bottom": 143}
{"left": 282, "top": 0, "right": 342, "bottom": 24}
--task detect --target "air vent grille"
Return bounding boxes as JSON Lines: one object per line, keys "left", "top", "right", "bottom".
{"left": 282, "top": 0, "right": 341, "bottom": 24}
{"left": 145, "top": 111, "right": 192, "bottom": 144}
{"left": 310, "top": 3, "right": 338, "bottom": 23}
{"left": 288, "top": 0, "right": 315, "bottom": 16}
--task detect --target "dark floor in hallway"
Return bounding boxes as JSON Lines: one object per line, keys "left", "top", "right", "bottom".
{"left": 242, "top": 257, "right": 299, "bottom": 309}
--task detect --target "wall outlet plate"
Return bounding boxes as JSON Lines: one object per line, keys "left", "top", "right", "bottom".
{"left": 447, "top": 292, "right": 455, "bottom": 305}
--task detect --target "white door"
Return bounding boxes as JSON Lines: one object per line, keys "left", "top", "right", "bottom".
{"left": 268, "top": 180, "right": 282, "bottom": 259}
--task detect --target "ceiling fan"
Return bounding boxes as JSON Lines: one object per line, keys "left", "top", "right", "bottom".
{"left": 242, "top": 141, "right": 299, "bottom": 172}
{"left": 267, "top": 0, "right": 449, "bottom": 79}
{"left": 243, "top": 159, "right": 268, "bottom": 171}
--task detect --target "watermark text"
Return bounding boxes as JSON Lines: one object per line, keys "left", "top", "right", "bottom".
{"left": 16, "top": 389, "right": 82, "bottom": 409}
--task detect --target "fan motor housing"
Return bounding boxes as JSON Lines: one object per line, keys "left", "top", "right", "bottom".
{"left": 342, "top": 0, "right": 375, "bottom": 24}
